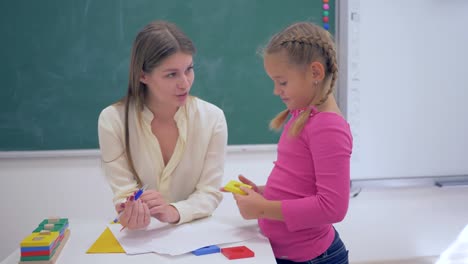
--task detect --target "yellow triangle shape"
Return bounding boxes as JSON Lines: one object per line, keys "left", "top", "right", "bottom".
{"left": 86, "top": 226, "right": 125, "bottom": 254}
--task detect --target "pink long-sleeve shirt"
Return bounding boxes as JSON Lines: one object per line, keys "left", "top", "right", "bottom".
{"left": 259, "top": 109, "right": 353, "bottom": 262}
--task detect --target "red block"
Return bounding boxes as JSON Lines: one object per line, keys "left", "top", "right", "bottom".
{"left": 21, "top": 250, "right": 51, "bottom": 257}
{"left": 221, "top": 246, "right": 255, "bottom": 260}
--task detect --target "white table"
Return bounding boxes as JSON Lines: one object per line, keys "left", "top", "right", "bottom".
{"left": 1, "top": 196, "right": 276, "bottom": 264}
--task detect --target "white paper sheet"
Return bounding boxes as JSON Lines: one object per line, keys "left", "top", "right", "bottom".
{"left": 108, "top": 217, "right": 260, "bottom": 256}
{"left": 436, "top": 224, "right": 468, "bottom": 264}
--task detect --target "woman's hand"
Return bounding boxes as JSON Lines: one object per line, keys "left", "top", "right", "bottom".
{"left": 140, "top": 190, "right": 181, "bottom": 224}
{"left": 119, "top": 195, "right": 151, "bottom": 230}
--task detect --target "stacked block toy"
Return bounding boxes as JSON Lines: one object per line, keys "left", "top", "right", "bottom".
{"left": 19, "top": 217, "right": 70, "bottom": 264}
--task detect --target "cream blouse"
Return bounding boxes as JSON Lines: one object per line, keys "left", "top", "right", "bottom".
{"left": 98, "top": 97, "right": 227, "bottom": 224}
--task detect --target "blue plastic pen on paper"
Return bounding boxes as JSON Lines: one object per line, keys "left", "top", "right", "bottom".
{"left": 113, "top": 184, "right": 148, "bottom": 223}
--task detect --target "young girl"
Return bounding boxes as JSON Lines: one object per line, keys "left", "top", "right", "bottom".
{"left": 231, "top": 22, "right": 352, "bottom": 263}
{"left": 98, "top": 21, "right": 227, "bottom": 229}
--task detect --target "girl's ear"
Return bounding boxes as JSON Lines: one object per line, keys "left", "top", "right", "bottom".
{"left": 309, "top": 61, "right": 326, "bottom": 82}
{"left": 140, "top": 71, "right": 148, "bottom": 84}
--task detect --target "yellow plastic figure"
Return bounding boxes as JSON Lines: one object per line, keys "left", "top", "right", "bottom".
{"left": 224, "top": 180, "right": 252, "bottom": 195}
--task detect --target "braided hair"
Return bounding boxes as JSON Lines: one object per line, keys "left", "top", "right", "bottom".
{"left": 265, "top": 22, "right": 338, "bottom": 136}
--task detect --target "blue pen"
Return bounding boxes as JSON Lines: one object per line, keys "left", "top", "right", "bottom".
{"left": 113, "top": 184, "right": 148, "bottom": 223}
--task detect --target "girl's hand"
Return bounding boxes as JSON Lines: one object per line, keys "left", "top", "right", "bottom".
{"left": 220, "top": 175, "right": 263, "bottom": 195}
{"left": 233, "top": 186, "right": 267, "bottom": 220}
{"left": 237, "top": 175, "right": 262, "bottom": 194}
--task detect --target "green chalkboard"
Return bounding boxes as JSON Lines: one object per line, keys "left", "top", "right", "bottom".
{"left": 0, "top": 0, "right": 335, "bottom": 150}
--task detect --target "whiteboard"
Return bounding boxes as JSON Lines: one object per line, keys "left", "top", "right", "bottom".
{"left": 341, "top": 0, "right": 468, "bottom": 180}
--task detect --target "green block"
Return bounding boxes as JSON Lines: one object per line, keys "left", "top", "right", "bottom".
{"left": 39, "top": 218, "right": 68, "bottom": 226}
{"left": 33, "top": 224, "right": 64, "bottom": 233}
{"left": 33, "top": 219, "right": 68, "bottom": 233}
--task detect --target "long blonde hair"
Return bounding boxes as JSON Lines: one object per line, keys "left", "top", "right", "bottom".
{"left": 264, "top": 22, "right": 338, "bottom": 136}
{"left": 119, "top": 21, "right": 195, "bottom": 186}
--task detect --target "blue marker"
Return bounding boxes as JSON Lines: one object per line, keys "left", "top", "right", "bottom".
{"left": 134, "top": 185, "right": 147, "bottom": 200}
{"left": 113, "top": 184, "right": 148, "bottom": 223}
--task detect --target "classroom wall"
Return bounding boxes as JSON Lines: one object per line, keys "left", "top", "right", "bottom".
{"left": 1, "top": 149, "right": 467, "bottom": 262}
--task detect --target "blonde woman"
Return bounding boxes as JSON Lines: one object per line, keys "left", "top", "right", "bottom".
{"left": 98, "top": 21, "right": 227, "bottom": 229}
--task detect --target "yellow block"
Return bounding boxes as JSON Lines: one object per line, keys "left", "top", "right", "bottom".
{"left": 21, "top": 231, "right": 59, "bottom": 247}
{"left": 86, "top": 227, "right": 125, "bottom": 253}
{"left": 224, "top": 180, "right": 252, "bottom": 195}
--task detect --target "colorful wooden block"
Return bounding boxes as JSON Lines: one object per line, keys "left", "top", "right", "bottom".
{"left": 19, "top": 229, "right": 70, "bottom": 264}
{"left": 21, "top": 232, "right": 59, "bottom": 247}
{"left": 39, "top": 218, "right": 68, "bottom": 226}
{"left": 21, "top": 246, "right": 51, "bottom": 253}
{"left": 19, "top": 217, "right": 70, "bottom": 264}
{"left": 221, "top": 246, "right": 255, "bottom": 260}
